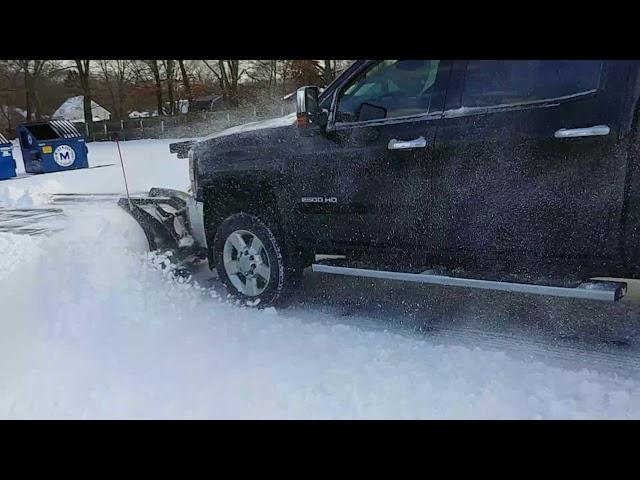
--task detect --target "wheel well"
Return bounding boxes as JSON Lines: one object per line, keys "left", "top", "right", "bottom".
{"left": 203, "top": 177, "right": 282, "bottom": 252}
{"left": 203, "top": 177, "right": 315, "bottom": 270}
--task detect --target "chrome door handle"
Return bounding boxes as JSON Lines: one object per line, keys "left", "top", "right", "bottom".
{"left": 554, "top": 125, "right": 610, "bottom": 138}
{"left": 388, "top": 136, "right": 427, "bottom": 150}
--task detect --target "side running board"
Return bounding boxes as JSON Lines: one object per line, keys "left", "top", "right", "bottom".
{"left": 311, "top": 264, "right": 627, "bottom": 302}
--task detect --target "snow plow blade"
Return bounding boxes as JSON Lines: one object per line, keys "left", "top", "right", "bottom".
{"left": 118, "top": 188, "right": 206, "bottom": 258}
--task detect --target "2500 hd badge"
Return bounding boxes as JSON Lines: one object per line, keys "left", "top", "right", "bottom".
{"left": 301, "top": 197, "right": 338, "bottom": 203}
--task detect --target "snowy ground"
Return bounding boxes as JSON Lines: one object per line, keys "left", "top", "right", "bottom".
{"left": 1, "top": 139, "right": 640, "bottom": 419}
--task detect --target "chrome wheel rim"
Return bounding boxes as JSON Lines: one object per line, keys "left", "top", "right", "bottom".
{"left": 223, "top": 229, "right": 271, "bottom": 296}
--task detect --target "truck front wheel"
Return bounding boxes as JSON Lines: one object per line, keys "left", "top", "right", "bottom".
{"left": 212, "top": 213, "right": 301, "bottom": 307}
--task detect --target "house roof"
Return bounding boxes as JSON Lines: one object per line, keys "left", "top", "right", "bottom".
{"left": 52, "top": 96, "right": 111, "bottom": 122}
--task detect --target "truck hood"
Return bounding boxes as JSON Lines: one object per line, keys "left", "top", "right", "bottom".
{"left": 202, "top": 112, "right": 296, "bottom": 141}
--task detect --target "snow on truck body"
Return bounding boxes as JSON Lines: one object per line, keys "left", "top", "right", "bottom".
{"left": 126, "top": 60, "right": 640, "bottom": 306}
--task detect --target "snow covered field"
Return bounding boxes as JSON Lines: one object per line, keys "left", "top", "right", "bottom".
{"left": 1, "top": 139, "right": 640, "bottom": 419}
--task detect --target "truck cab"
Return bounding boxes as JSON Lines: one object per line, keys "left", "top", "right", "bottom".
{"left": 160, "top": 60, "right": 640, "bottom": 306}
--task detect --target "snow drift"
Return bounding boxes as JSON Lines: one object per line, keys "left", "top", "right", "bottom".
{"left": 1, "top": 139, "right": 639, "bottom": 419}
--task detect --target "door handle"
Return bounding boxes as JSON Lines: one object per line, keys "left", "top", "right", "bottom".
{"left": 554, "top": 125, "right": 610, "bottom": 138}
{"left": 387, "top": 136, "right": 427, "bottom": 150}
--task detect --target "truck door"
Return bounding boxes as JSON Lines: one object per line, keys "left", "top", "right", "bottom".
{"left": 292, "top": 60, "right": 451, "bottom": 257}
{"left": 430, "top": 60, "right": 629, "bottom": 272}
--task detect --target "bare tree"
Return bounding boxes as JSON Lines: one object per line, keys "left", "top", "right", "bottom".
{"left": 0, "top": 61, "right": 21, "bottom": 131}
{"left": 191, "top": 61, "right": 215, "bottom": 89}
{"left": 334, "top": 60, "right": 354, "bottom": 76}
{"left": 9, "top": 60, "right": 58, "bottom": 121}
{"left": 97, "top": 60, "right": 135, "bottom": 121}
{"left": 147, "top": 60, "right": 164, "bottom": 116}
{"left": 323, "top": 60, "right": 334, "bottom": 86}
{"left": 163, "top": 60, "right": 177, "bottom": 115}
{"left": 74, "top": 60, "right": 93, "bottom": 130}
{"left": 202, "top": 60, "right": 245, "bottom": 107}
{"left": 246, "top": 60, "right": 278, "bottom": 94}
{"left": 287, "top": 60, "right": 323, "bottom": 89}
{"left": 277, "top": 60, "right": 294, "bottom": 96}
{"left": 178, "top": 60, "right": 194, "bottom": 109}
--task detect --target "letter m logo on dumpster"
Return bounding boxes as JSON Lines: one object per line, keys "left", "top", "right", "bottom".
{"left": 53, "top": 145, "right": 76, "bottom": 167}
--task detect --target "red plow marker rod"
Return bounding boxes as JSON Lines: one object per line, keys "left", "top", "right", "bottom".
{"left": 115, "top": 136, "right": 133, "bottom": 210}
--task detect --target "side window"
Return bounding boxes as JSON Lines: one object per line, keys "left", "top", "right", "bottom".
{"left": 336, "top": 60, "right": 441, "bottom": 122}
{"left": 462, "top": 60, "right": 603, "bottom": 108}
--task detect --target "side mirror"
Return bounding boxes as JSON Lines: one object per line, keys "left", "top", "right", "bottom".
{"left": 296, "top": 86, "right": 327, "bottom": 136}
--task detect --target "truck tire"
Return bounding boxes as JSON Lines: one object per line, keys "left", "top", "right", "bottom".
{"left": 212, "top": 213, "right": 302, "bottom": 307}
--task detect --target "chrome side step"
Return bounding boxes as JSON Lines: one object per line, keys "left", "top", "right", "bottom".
{"left": 311, "top": 264, "right": 627, "bottom": 302}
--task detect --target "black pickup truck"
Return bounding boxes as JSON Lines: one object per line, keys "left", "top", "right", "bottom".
{"left": 127, "top": 60, "right": 640, "bottom": 306}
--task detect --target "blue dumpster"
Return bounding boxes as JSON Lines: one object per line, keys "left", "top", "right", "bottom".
{"left": 17, "top": 120, "right": 89, "bottom": 174}
{"left": 0, "top": 133, "right": 17, "bottom": 180}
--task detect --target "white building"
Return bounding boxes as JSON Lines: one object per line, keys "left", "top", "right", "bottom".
{"left": 52, "top": 96, "right": 111, "bottom": 123}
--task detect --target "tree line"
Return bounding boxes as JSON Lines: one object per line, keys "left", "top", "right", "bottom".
{"left": 0, "top": 60, "right": 352, "bottom": 135}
